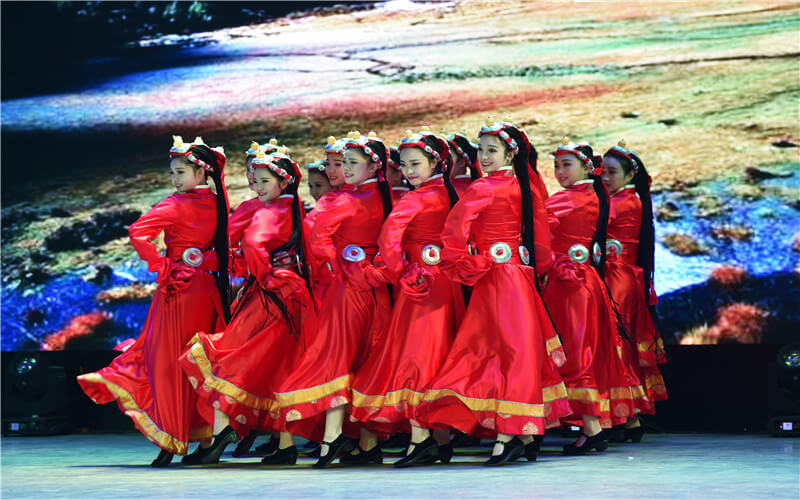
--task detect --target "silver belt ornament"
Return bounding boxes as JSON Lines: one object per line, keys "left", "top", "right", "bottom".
{"left": 606, "top": 238, "right": 623, "bottom": 258}
{"left": 567, "top": 242, "right": 603, "bottom": 264}
{"left": 182, "top": 247, "right": 204, "bottom": 267}
{"left": 421, "top": 244, "right": 441, "bottom": 265}
{"left": 342, "top": 245, "right": 367, "bottom": 263}
{"left": 489, "top": 242, "right": 512, "bottom": 263}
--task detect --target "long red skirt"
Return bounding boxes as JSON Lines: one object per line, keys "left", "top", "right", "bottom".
{"left": 275, "top": 277, "right": 391, "bottom": 441}
{"left": 350, "top": 267, "right": 465, "bottom": 435}
{"left": 543, "top": 255, "right": 636, "bottom": 428}
{"left": 414, "top": 263, "right": 571, "bottom": 439}
{"left": 179, "top": 280, "right": 307, "bottom": 437}
{"left": 606, "top": 261, "right": 668, "bottom": 412}
{"left": 77, "top": 271, "right": 223, "bottom": 454}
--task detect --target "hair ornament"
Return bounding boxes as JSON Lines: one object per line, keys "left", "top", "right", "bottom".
{"left": 398, "top": 128, "right": 443, "bottom": 165}
{"left": 606, "top": 138, "right": 640, "bottom": 173}
{"left": 251, "top": 152, "right": 296, "bottom": 183}
{"left": 304, "top": 154, "right": 326, "bottom": 172}
{"left": 344, "top": 130, "right": 383, "bottom": 166}
{"left": 555, "top": 137, "right": 592, "bottom": 167}
{"left": 169, "top": 134, "right": 217, "bottom": 172}
{"left": 479, "top": 119, "right": 519, "bottom": 156}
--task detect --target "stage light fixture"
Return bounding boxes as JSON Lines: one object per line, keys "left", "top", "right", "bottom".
{"left": 2, "top": 352, "right": 71, "bottom": 436}
{"left": 768, "top": 343, "right": 800, "bottom": 437}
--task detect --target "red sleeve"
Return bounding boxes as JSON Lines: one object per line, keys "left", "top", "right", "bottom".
{"left": 546, "top": 190, "right": 575, "bottom": 233}
{"left": 439, "top": 180, "right": 494, "bottom": 285}
{"left": 310, "top": 192, "right": 356, "bottom": 268}
{"left": 378, "top": 191, "right": 424, "bottom": 282}
{"left": 128, "top": 196, "right": 175, "bottom": 279}
{"left": 530, "top": 169, "right": 549, "bottom": 200}
{"left": 242, "top": 206, "right": 290, "bottom": 288}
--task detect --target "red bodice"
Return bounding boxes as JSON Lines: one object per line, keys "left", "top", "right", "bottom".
{"left": 608, "top": 186, "right": 641, "bottom": 265}
{"left": 546, "top": 180, "right": 598, "bottom": 255}
{"left": 378, "top": 175, "right": 451, "bottom": 279}
{"left": 128, "top": 186, "right": 218, "bottom": 275}
{"left": 310, "top": 179, "right": 387, "bottom": 265}
{"left": 241, "top": 195, "right": 295, "bottom": 286}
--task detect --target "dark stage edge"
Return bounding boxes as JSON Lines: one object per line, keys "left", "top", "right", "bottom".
{"left": 1, "top": 433, "right": 797, "bottom": 499}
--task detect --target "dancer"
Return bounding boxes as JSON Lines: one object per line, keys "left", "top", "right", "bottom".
{"left": 349, "top": 128, "right": 465, "bottom": 467}
{"left": 414, "top": 119, "right": 571, "bottom": 466}
{"left": 602, "top": 140, "right": 668, "bottom": 441}
{"left": 304, "top": 155, "right": 334, "bottom": 202}
{"left": 180, "top": 148, "right": 313, "bottom": 465}
{"left": 542, "top": 138, "right": 636, "bottom": 455}
{"left": 77, "top": 136, "right": 230, "bottom": 467}
{"left": 387, "top": 145, "right": 410, "bottom": 200}
{"left": 276, "top": 130, "right": 394, "bottom": 468}
{"left": 446, "top": 131, "right": 482, "bottom": 195}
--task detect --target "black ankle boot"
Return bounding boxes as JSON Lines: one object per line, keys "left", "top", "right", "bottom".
{"left": 200, "top": 426, "right": 238, "bottom": 464}
{"left": 624, "top": 425, "right": 645, "bottom": 443}
{"left": 151, "top": 448, "right": 174, "bottom": 468}
{"left": 562, "top": 430, "right": 608, "bottom": 455}
{"left": 340, "top": 444, "right": 383, "bottom": 466}
{"left": 181, "top": 444, "right": 210, "bottom": 465}
{"left": 313, "top": 434, "right": 354, "bottom": 469}
{"left": 484, "top": 437, "right": 525, "bottom": 466}
{"left": 524, "top": 436, "right": 543, "bottom": 461}
{"left": 261, "top": 446, "right": 299, "bottom": 465}
{"left": 394, "top": 436, "right": 439, "bottom": 468}
{"left": 232, "top": 431, "right": 261, "bottom": 457}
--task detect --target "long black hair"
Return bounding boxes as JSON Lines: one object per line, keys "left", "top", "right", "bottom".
{"left": 449, "top": 134, "right": 481, "bottom": 181}
{"left": 574, "top": 143, "right": 632, "bottom": 344}
{"left": 361, "top": 138, "right": 395, "bottom": 303}
{"left": 188, "top": 145, "right": 231, "bottom": 322}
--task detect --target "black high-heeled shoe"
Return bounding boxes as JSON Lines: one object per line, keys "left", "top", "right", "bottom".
{"left": 200, "top": 426, "right": 238, "bottom": 464}
{"left": 394, "top": 436, "right": 439, "bottom": 468}
{"left": 255, "top": 436, "right": 279, "bottom": 455}
{"left": 181, "top": 444, "right": 210, "bottom": 465}
{"left": 340, "top": 444, "right": 383, "bottom": 465}
{"left": 313, "top": 434, "right": 354, "bottom": 469}
{"left": 261, "top": 446, "right": 298, "bottom": 465}
{"left": 437, "top": 443, "right": 453, "bottom": 464}
{"left": 524, "top": 435, "right": 543, "bottom": 462}
{"left": 624, "top": 425, "right": 645, "bottom": 443}
{"left": 562, "top": 430, "right": 608, "bottom": 455}
{"left": 232, "top": 431, "right": 261, "bottom": 457}
{"left": 151, "top": 448, "right": 174, "bottom": 468}
{"left": 484, "top": 437, "right": 525, "bottom": 466}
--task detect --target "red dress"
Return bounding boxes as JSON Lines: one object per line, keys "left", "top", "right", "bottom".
{"left": 303, "top": 185, "right": 353, "bottom": 303}
{"left": 606, "top": 187, "right": 668, "bottom": 409}
{"left": 542, "top": 180, "right": 636, "bottom": 428}
{"left": 179, "top": 195, "right": 312, "bottom": 437}
{"left": 228, "top": 197, "right": 264, "bottom": 278}
{"left": 350, "top": 175, "right": 465, "bottom": 434}
{"left": 276, "top": 179, "right": 392, "bottom": 441}
{"left": 414, "top": 168, "right": 571, "bottom": 438}
{"left": 78, "top": 186, "right": 225, "bottom": 454}
{"left": 392, "top": 185, "right": 410, "bottom": 201}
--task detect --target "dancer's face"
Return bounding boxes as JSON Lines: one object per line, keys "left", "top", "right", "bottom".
{"left": 478, "top": 135, "right": 512, "bottom": 174}
{"left": 307, "top": 170, "right": 333, "bottom": 201}
{"left": 324, "top": 153, "right": 345, "bottom": 187}
{"left": 343, "top": 149, "right": 378, "bottom": 185}
{"left": 253, "top": 168, "right": 288, "bottom": 202}
{"left": 169, "top": 157, "right": 206, "bottom": 193}
{"left": 602, "top": 155, "right": 634, "bottom": 194}
{"left": 399, "top": 147, "right": 435, "bottom": 187}
{"left": 554, "top": 153, "right": 590, "bottom": 188}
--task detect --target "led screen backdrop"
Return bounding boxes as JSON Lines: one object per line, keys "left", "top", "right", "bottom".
{"left": 2, "top": 1, "right": 798, "bottom": 351}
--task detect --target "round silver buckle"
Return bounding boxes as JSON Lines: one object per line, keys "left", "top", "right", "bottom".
{"left": 518, "top": 245, "right": 530, "bottom": 265}
{"left": 421, "top": 244, "right": 441, "bottom": 266}
{"left": 342, "top": 245, "right": 366, "bottom": 263}
{"left": 606, "top": 238, "right": 623, "bottom": 258}
{"left": 567, "top": 244, "right": 589, "bottom": 264}
{"left": 182, "top": 247, "right": 204, "bottom": 267}
{"left": 489, "top": 242, "right": 512, "bottom": 264}
{"left": 592, "top": 242, "right": 603, "bottom": 264}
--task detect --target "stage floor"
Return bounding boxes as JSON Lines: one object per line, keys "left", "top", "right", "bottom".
{"left": 1, "top": 433, "right": 797, "bottom": 499}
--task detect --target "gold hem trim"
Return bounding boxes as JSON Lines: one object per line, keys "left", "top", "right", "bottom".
{"left": 421, "top": 383, "right": 567, "bottom": 418}
{"left": 275, "top": 374, "right": 352, "bottom": 407}
{"left": 78, "top": 372, "right": 189, "bottom": 455}
{"left": 190, "top": 342, "right": 279, "bottom": 412}
{"left": 545, "top": 335, "right": 563, "bottom": 355}
{"left": 351, "top": 387, "right": 424, "bottom": 408}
